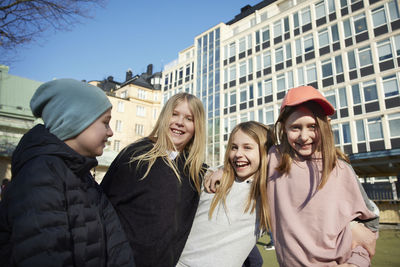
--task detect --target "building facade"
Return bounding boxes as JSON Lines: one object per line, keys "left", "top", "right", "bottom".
{"left": 161, "top": 0, "right": 400, "bottom": 197}
{"left": 0, "top": 65, "right": 42, "bottom": 181}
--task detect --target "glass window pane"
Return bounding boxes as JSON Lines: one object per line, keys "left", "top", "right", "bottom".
{"left": 348, "top": 50, "right": 356, "bottom": 69}
{"left": 363, "top": 83, "right": 378, "bottom": 101}
{"left": 343, "top": 123, "right": 351, "bottom": 143}
{"left": 377, "top": 42, "right": 392, "bottom": 61}
{"left": 322, "top": 61, "right": 333, "bottom": 77}
{"left": 388, "top": 114, "right": 400, "bottom": 137}
{"left": 264, "top": 79, "right": 273, "bottom": 95}
{"left": 372, "top": 7, "right": 387, "bottom": 27}
{"left": 335, "top": 55, "right": 343, "bottom": 73}
{"left": 359, "top": 48, "right": 372, "bottom": 67}
{"left": 302, "top": 8, "right": 311, "bottom": 24}
{"left": 352, "top": 84, "right": 361, "bottom": 104}
{"left": 339, "top": 87, "right": 348, "bottom": 107}
{"left": 319, "top": 30, "right": 329, "bottom": 47}
{"left": 343, "top": 19, "right": 352, "bottom": 37}
{"left": 354, "top": 15, "right": 367, "bottom": 34}
{"left": 331, "top": 24, "right": 339, "bottom": 42}
{"left": 383, "top": 76, "right": 399, "bottom": 97}
{"left": 356, "top": 120, "right": 365, "bottom": 141}
{"left": 388, "top": 0, "right": 400, "bottom": 20}
{"left": 368, "top": 118, "right": 383, "bottom": 140}
{"left": 326, "top": 94, "right": 337, "bottom": 109}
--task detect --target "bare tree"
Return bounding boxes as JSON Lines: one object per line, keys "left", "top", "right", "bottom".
{"left": 0, "top": 0, "right": 105, "bottom": 59}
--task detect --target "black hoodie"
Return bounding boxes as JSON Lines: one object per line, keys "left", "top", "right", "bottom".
{"left": 0, "top": 124, "right": 135, "bottom": 267}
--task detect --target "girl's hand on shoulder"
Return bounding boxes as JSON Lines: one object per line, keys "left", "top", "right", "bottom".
{"left": 204, "top": 168, "right": 223, "bottom": 193}
{"left": 351, "top": 221, "right": 376, "bottom": 258}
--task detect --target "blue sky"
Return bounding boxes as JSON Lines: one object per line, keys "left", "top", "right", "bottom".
{"left": 7, "top": 0, "right": 261, "bottom": 83}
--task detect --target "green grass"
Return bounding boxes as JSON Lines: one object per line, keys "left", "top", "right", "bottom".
{"left": 256, "top": 229, "right": 400, "bottom": 267}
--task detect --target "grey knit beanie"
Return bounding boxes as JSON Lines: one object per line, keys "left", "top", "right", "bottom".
{"left": 30, "top": 79, "right": 112, "bottom": 141}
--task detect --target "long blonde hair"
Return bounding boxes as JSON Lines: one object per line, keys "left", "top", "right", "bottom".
{"left": 209, "top": 121, "right": 274, "bottom": 231}
{"left": 275, "top": 101, "right": 349, "bottom": 189}
{"left": 131, "top": 92, "right": 206, "bottom": 193}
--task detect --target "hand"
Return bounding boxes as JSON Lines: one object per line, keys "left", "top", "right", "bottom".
{"left": 351, "top": 222, "right": 377, "bottom": 258}
{"left": 204, "top": 168, "right": 223, "bottom": 193}
{"left": 337, "top": 264, "right": 357, "bottom": 267}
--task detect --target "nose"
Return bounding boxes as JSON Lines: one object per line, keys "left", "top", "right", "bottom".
{"left": 235, "top": 147, "right": 244, "bottom": 158}
{"left": 299, "top": 129, "right": 311, "bottom": 142}
{"left": 175, "top": 115, "right": 184, "bottom": 126}
{"left": 107, "top": 127, "right": 113, "bottom": 137}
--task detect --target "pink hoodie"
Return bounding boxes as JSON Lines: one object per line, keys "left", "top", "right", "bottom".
{"left": 267, "top": 146, "right": 377, "bottom": 266}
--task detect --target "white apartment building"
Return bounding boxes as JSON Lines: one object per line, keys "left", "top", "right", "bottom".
{"left": 161, "top": 0, "right": 400, "bottom": 185}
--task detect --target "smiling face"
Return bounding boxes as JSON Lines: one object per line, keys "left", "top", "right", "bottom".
{"left": 169, "top": 100, "right": 195, "bottom": 151}
{"left": 284, "top": 106, "right": 321, "bottom": 159}
{"left": 65, "top": 108, "right": 113, "bottom": 157}
{"left": 229, "top": 129, "right": 260, "bottom": 181}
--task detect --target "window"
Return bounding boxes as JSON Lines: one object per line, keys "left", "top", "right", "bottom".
{"left": 114, "top": 140, "right": 120, "bottom": 152}
{"left": 354, "top": 13, "right": 367, "bottom": 34}
{"left": 239, "top": 61, "right": 247, "bottom": 78}
{"left": 263, "top": 51, "right": 272, "bottom": 68}
{"left": 262, "top": 27, "right": 270, "bottom": 42}
{"left": 138, "top": 89, "right": 146, "bottom": 100}
{"left": 377, "top": 39, "right": 393, "bottom": 61}
{"left": 229, "top": 65, "right": 236, "bottom": 81}
{"left": 301, "top": 7, "right": 311, "bottom": 25}
{"left": 356, "top": 119, "right": 366, "bottom": 142}
{"left": 239, "top": 37, "right": 246, "bottom": 53}
{"left": 388, "top": 0, "right": 400, "bottom": 21}
{"left": 248, "top": 58, "right": 253, "bottom": 74}
{"left": 229, "top": 90, "right": 236, "bottom": 106}
{"left": 358, "top": 46, "right": 373, "bottom": 67}
{"left": 117, "top": 101, "right": 124, "bottom": 112}
{"left": 342, "top": 122, "right": 351, "bottom": 144}
{"left": 322, "top": 59, "right": 333, "bottom": 78}
{"left": 372, "top": 6, "right": 387, "bottom": 28}
{"left": 295, "top": 38, "right": 302, "bottom": 56}
{"left": 264, "top": 79, "right": 273, "bottom": 96}
{"left": 135, "top": 124, "right": 144, "bottom": 136}
{"left": 383, "top": 75, "right": 399, "bottom": 97}
{"left": 136, "top": 106, "right": 146, "bottom": 117}
{"left": 274, "top": 20, "right": 282, "bottom": 38}
{"left": 265, "top": 107, "right": 274, "bottom": 125}
{"left": 394, "top": 34, "right": 400, "bottom": 56}
{"left": 306, "top": 63, "right": 317, "bottom": 83}
{"left": 318, "top": 28, "right": 330, "bottom": 48}
{"left": 304, "top": 34, "right": 314, "bottom": 52}
{"left": 115, "top": 120, "right": 122, "bottom": 132}
{"left": 229, "top": 42, "right": 236, "bottom": 58}
{"left": 367, "top": 117, "right": 383, "bottom": 140}
{"left": 388, "top": 113, "right": 400, "bottom": 138}
{"left": 120, "top": 90, "right": 127, "bottom": 98}
{"left": 277, "top": 74, "right": 285, "bottom": 92}
{"left": 335, "top": 55, "right": 344, "bottom": 74}
{"left": 362, "top": 80, "right": 378, "bottom": 102}
{"left": 240, "top": 87, "right": 247, "bottom": 103}
{"left": 275, "top": 47, "right": 284, "bottom": 64}
{"left": 153, "top": 108, "right": 158, "bottom": 119}
{"left": 315, "top": 1, "right": 326, "bottom": 19}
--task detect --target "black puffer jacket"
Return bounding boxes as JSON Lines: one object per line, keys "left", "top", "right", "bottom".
{"left": 0, "top": 124, "right": 135, "bottom": 267}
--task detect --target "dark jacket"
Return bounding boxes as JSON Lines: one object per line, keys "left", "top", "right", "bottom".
{"left": 101, "top": 138, "right": 206, "bottom": 267}
{"left": 0, "top": 124, "right": 135, "bottom": 267}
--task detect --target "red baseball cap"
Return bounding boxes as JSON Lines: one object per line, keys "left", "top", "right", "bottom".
{"left": 280, "top": 86, "right": 335, "bottom": 116}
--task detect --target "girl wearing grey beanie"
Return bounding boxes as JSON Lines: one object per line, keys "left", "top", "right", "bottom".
{"left": 0, "top": 79, "right": 135, "bottom": 267}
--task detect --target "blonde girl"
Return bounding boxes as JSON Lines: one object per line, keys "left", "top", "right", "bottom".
{"left": 101, "top": 92, "right": 207, "bottom": 267}
{"left": 269, "top": 85, "right": 379, "bottom": 267}
{"left": 177, "top": 121, "right": 274, "bottom": 267}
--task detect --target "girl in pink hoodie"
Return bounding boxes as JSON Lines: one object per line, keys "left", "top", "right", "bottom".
{"left": 268, "top": 85, "right": 379, "bottom": 266}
